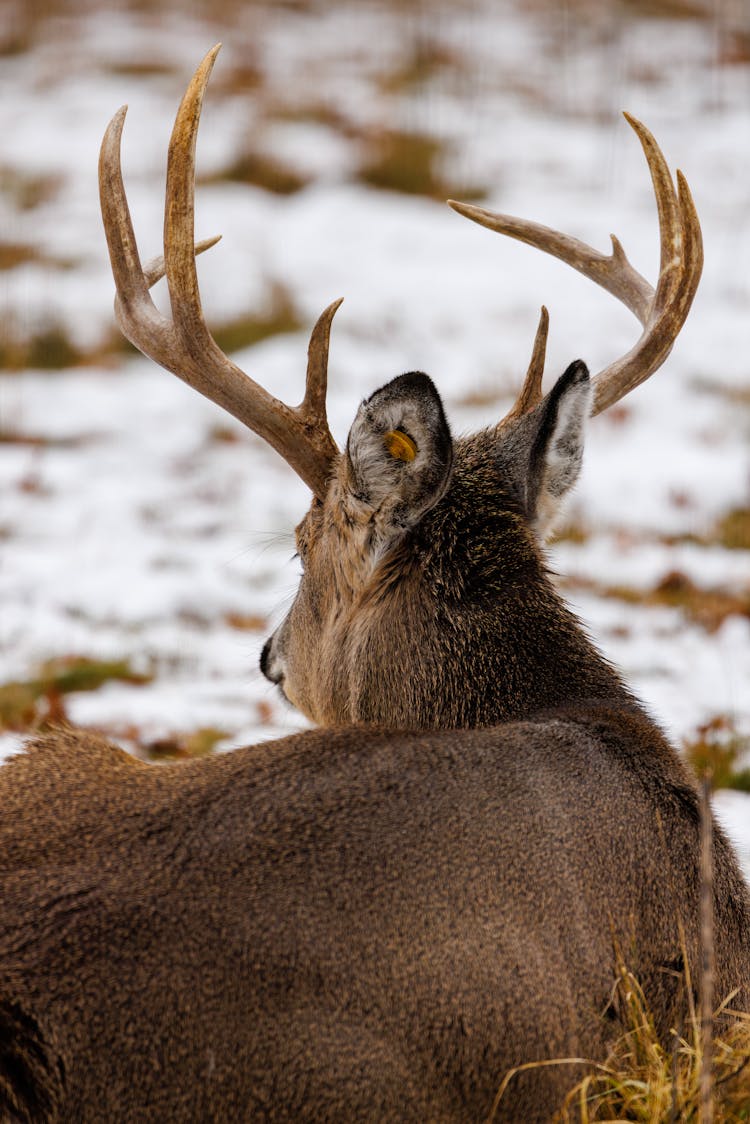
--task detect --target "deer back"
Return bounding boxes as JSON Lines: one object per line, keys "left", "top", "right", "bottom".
{"left": 1, "top": 715, "right": 748, "bottom": 1122}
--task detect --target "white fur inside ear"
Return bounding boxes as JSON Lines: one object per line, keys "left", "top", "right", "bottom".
{"left": 347, "top": 400, "right": 424, "bottom": 499}
{"left": 342, "top": 373, "right": 453, "bottom": 547}
{"left": 535, "top": 378, "right": 592, "bottom": 539}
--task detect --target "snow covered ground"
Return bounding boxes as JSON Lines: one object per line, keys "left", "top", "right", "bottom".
{"left": 0, "top": 1, "right": 748, "bottom": 869}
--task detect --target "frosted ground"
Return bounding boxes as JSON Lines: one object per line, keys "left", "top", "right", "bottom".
{"left": 0, "top": 1, "right": 748, "bottom": 870}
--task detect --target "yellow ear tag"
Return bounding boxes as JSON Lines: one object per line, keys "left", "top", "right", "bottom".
{"left": 384, "top": 429, "right": 417, "bottom": 463}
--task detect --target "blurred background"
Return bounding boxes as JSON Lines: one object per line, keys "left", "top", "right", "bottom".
{"left": 0, "top": 0, "right": 748, "bottom": 856}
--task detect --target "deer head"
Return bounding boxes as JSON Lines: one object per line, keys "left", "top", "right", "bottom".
{"left": 99, "top": 44, "right": 702, "bottom": 730}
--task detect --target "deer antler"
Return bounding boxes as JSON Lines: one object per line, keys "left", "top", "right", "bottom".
{"left": 99, "top": 43, "right": 340, "bottom": 500}
{"left": 448, "top": 113, "right": 703, "bottom": 419}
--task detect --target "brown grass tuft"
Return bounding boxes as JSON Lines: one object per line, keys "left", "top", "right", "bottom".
{"left": 210, "top": 282, "right": 303, "bottom": 352}
{"left": 0, "top": 657, "right": 152, "bottom": 733}
{"left": 491, "top": 953, "right": 750, "bottom": 1121}
{"left": 0, "top": 319, "right": 89, "bottom": 371}
{"left": 0, "top": 166, "right": 64, "bottom": 211}
{"left": 562, "top": 571, "right": 750, "bottom": 635}
{"left": 357, "top": 129, "right": 485, "bottom": 201}
{"left": 684, "top": 717, "right": 750, "bottom": 794}
{"left": 144, "top": 726, "right": 228, "bottom": 760}
{"left": 551, "top": 974, "right": 750, "bottom": 1121}
{"left": 377, "top": 38, "right": 461, "bottom": 94}
{"left": 203, "top": 152, "right": 310, "bottom": 195}
{"left": 714, "top": 509, "right": 750, "bottom": 553}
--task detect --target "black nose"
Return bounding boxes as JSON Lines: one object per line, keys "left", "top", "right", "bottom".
{"left": 261, "top": 637, "right": 284, "bottom": 685}
{"left": 260, "top": 638, "right": 273, "bottom": 681}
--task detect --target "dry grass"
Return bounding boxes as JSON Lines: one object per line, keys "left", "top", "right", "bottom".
{"left": 714, "top": 510, "right": 750, "bottom": 553}
{"left": 551, "top": 507, "right": 750, "bottom": 555}
{"left": 552, "top": 521, "right": 592, "bottom": 546}
{"left": 491, "top": 780, "right": 750, "bottom": 1122}
{"left": 0, "top": 165, "right": 63, "bottom": 211}
{"left": 523, "top": 0, "right": 714, "bottom": 18}
{"left": 357, "top": 130, "right": 448, "bottom": 198}
{"left": 144, "top": 726, "right": 229, "bottom": 760}
{"left": 0, "top": 281, "right": 301, "bottom": 372}
{"left": 0, "top": 243, "right": 43, "bottom": 270}
{"left": 203, "top": 151, "right": 310, "bottom": 195}
{"left": 357, "top": 129, "right": 485, "bottom": 201}
{"left": 377, "top": 37, "right": 462, "bottom": 95}
{"left": 0, "top": 657, "right": 152, "bottom": 733}
{"left": 562, "top": 570, "right": 750, "bottom": 634}
{"left": 684, "top": 717, "right": 750, "bottom": 794}
{"left": 0, "top": 319, "right": 91, "bottom": 371}
{"left": 0, "top": 657, "right": 238, "bottom": 759}
{"left": 552, "top": 976, "right": 750, "bottom": 1121}
{"left": 210, "top": 282, "right": 303, "bottom": 352}
{"left": 487, "top": 956, "right": 750, "bottom": 1122}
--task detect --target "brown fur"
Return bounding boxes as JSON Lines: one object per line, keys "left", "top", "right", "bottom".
{"left": 68, "top": 69, "right": 729, "bottom": 1115}
{"left": 1, "top": 713, "right": 748, "bottom": 1123}
{"left": 2, "top": 406, "right": 749, "bottom": 1121}
{"left": 275, "top": 430, "right": 630, "bottom": 727}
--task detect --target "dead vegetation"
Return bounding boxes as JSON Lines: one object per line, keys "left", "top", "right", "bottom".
{"left": 494, "top": 785, "right": 750, "bottom": 1122}
{"left": 0, "top": 430, "right": 95, "bottom": 448}
{"left": 0, "top": 321, "right": 87, "bottom": 371}
{"left": 555, "top": 506, "right": 750, "bottom": 555}
{"left": 144, "top": 725, "right": 228, "bottom": 760}
{"left": 0, "top": 656, "right": 152, "bottom": 733}
{"left": 356, "top": 128, "right": 485, "bottom": 200}
{"left": 0, "top": 645, "right": 280, "bottom": 758}
{"left": 552, "top": 778, "right": 750, "bottom": 1120}
{"left": 715, "top": 509, "right": 750, "bottom": 552}
{"left": 0, "top": 242, "right": 43, "bottom": 270}
{"left": 563, "top": 569, "right": 750, "bottom": 634}
{"left": 552, "top": 974, "right": 750, "bottom": 1121}
{"left": 490, "top": 925, "right": 750, "bottom": 1120}
{"left": 210, "top": 281, "right": 303, "bottom": 351}
{"left": 685, "top": 716, "right": 750, "bottom": 794}
{"left": 224, "top": 611, "right": 268, "bottom": 631}
{"left": 0, "top": 165, "right": 63, "bottom": 210}
{"left": 0, "top": 280, "right": 302, "bottom": 372}
{"left": 201, "top": 151, "right": 311, "bottom": 195}
{"left": 376, "top": 37, "right": 462, "bottom": 95}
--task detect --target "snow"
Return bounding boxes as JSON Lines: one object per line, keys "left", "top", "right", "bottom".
{"left": 0, "top": 1, "right": 748, "bottom": 873}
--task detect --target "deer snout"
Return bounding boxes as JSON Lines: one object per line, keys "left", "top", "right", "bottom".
{"left": 260, "top": 634, "right": 284, "bottom": 686}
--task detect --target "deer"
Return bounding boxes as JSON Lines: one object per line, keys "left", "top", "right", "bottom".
{"left": 1, "top": 44, "right": 748, "bottom": 1124}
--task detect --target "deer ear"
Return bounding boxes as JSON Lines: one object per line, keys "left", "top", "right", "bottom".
{"left": 501, "top": 360, "right": 591, "bottom": 539}
{"left": 344, "top": 371, "right": 453, "bottom": 533}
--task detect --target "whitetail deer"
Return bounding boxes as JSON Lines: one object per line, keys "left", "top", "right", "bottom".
{"left": 1, "top": 45, "right": 748, "bottom": 1123}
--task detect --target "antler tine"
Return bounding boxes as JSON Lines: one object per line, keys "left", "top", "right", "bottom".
{"left": 592, "top": 167, "right": 702, "bottom": 415}
{"left": 164, "top": 46, "right": 219, "bottom": 351}
{"left": 591, "top": 116, "right": 703, "bottom": 415}
{"left": 624, "top": 112, "right": 680, "bottom": 318}
{"left": 503, "top": 306, "right": 548, "bottom": 422}
{"left": 99, "top": 106, "right": 167, "bottom": 350}
{"left": 303, "top": 298, "right": 345, "bottom": 427}
{"left": 447, "top": 200, "right": 654, "bottom": 326}
{"left": 100, "top": 45, "right": 341, "bottom": 501}
{"left": 99, "top": 104, "right": 218, "bottom": 352}
{"left": 448, "top": 113, "right": 703, "bottom": 421}
{"left": 142, "top": 236, "right": 222, "bottom": 289}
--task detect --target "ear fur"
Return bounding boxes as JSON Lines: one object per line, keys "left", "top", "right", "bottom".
{"left": 500, "top": 360, "right": 591, "bottom": 539}
{"left": 344, "top": 371, "right": 453, "bottom": 535}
